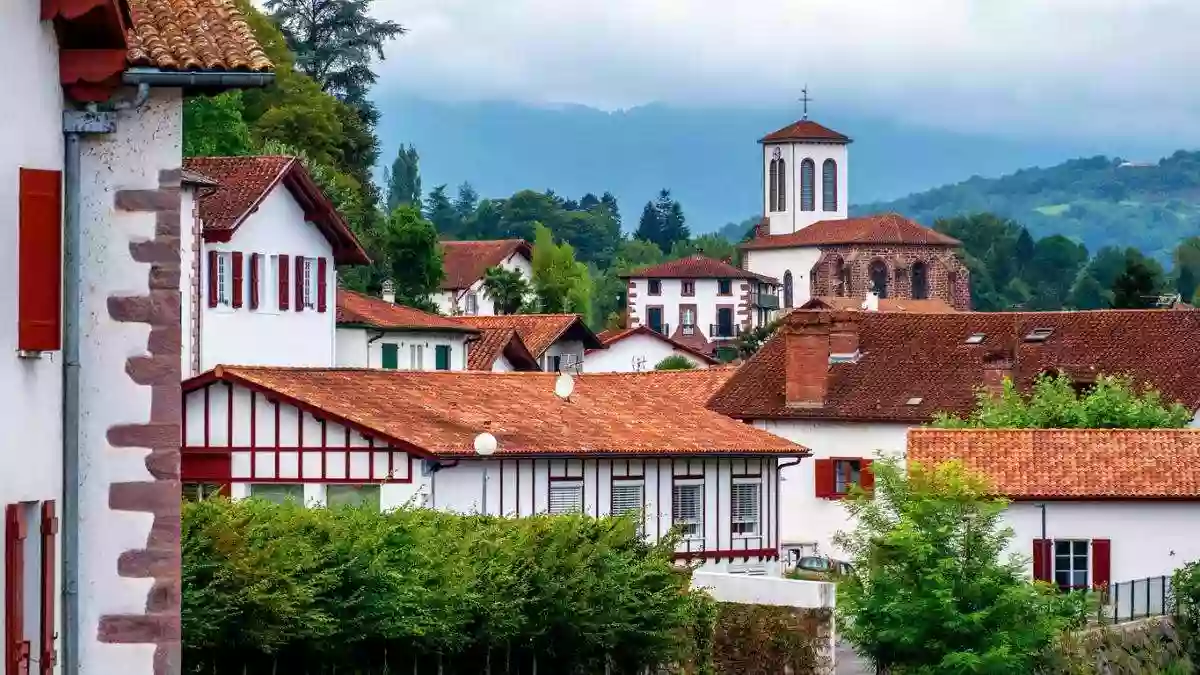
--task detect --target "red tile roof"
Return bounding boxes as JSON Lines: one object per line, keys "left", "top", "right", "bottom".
{"left": 798, "top": 297, "right": 958, "bottom": 313}
{"left": 191, "top": 366, "right": 806, "bottom": 457}
{"left": 183, "top": 156, "right": 369, "bottom": 265}
{"left": 708, "top": 309, "right": 1200, "bottom": 423}
{"left": 592, "top": 325, "right": 719, "bottom": 365}
{"left": 740, "top": 214, "right": 961, "bottom": 250}
{"left": 455, "top": 314, "right": 603, "bottom": 357}
{"left": 126, "top": 0, "right": 273, "bottom": 72}
{"left": 760, "top": 119, "right": 851, "bottom": 144}
{"left": 440, "top": 239, "right": 532, "bottom": 290}
{"left": 336, "top": 290, "right": 476, "bottom": 333}
{"left": 621, "top": 255, "right": 778, "bottom": 283}
{"left": 466, "top": 328, "right": 540, "bottom": 371}
{"left": 908, "top": 429, "right": 1200, "bottom": 500}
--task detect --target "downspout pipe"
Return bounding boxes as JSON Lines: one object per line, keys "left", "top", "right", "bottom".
{"left": 60, "top": 82, "right": 149, "bottom": 675}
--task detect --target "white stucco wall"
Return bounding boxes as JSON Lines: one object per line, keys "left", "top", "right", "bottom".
{"left": 541, "top": 338, "right": 585, "bottom": 371}
{"left": 200, "top": 185, "right": 336, "bottom": 370}
{"left": 627, "top": 277, "right": 747, "bottom": 341}
{"left": 762, "top": 141, "right": 849, "bottom": 235}
{"left": 491, "top": 354, "right": 515, "bottom": 372}
{"left": 433, "top": 251, "right": 532, "bottom": 316}
{"left": 77, "top": 87, "right": 185, "bottom": 675}
{"left": 754, "top": 419, "right": 910, "bottom": 559}
{"left": 0, "top": 2, "right": 65, "bottom": 661}
{"left": 742, "top": 247, "right": 823, "bottom": 310}
{"left": 583, "top": 334, "right": 709, "bottom": 372}
{"left": 334, "top": 326, "right": 470, "bottom": 370}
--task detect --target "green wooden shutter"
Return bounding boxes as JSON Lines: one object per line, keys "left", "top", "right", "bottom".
{"left": 381, "top": 343, "right": 399, "bottom": 370}
{"left": 435, "top": 345, "right": 451, "bottom": 370}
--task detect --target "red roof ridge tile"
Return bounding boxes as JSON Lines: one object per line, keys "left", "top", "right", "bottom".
{"left": 439, "top": 239, "right": 533, "bottom": 290}
{"left": 337, "top": 289, "right": 477, "bottom": 332}
{"left": 740, "top": 213, "right": 960, "bottom": 249}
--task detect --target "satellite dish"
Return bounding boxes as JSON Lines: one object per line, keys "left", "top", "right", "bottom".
{"left": 473, "top": 432, "right": 498, "bottom": 457}
{"left": 554, "top": 372, "right": 575, "bottom": 400}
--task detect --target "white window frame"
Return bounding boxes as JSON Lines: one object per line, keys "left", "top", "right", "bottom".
{"left": 672, "top": 480, "right": 704, "bottom": 540}
{"left": 409, "top": 344, "right": 425, "bottom": 370}
{"left": 215, "top": 252, "right": 231, "bottom": 307}
{"left": 302, "top": 257, "right": 316, "bottom": 309}
{"left": 259, "top": 254, "right": 278, "bottom": 313}
{"left": 548, "top": 480, "right": 584, "bottom": 514}
{"left": 731, "top": 478, "right": 761, "bottom": 537}
{"left": 611, "top": 479, "right": 644, "bottom": 534}
{"left": 464, "top": 292, "right": 479, "bottom": 315}
{"left": 1053, "top": 539, "right": 1090, "bottom": 589}
{"left": 682, "top": 308, "right": 695, "bottom": 335}
{"left": 834, "top": 459, "right": 863, "bottom": 495}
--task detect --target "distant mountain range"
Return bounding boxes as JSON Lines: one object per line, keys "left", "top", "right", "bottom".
{"left": 375, "top": 96, "right": 1194, "bottom": 256}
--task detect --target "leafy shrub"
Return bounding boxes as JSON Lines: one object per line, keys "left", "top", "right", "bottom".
{"left": 656, "top": 354, "right": 698, "bottom": 370}
{"left": 1172, "top": 560, "right": 1200, "bottom": 665}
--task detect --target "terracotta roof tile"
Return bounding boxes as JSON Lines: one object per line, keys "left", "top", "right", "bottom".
{"left": 183, "top": 156, "right": 369, "bottom": 264}
{"left": 440, "top": 239, "right": 532, "bottom": 290}
{"left": 740, "top": 214, "right": 961, "bottom": 249}
{"left": 127, "top": 0, "right": 273, "bottom": 72}
{"left": 336, "top": 290, "right": 476, "bottom": 333}
{"left": 760, "top": 119, "right": 851, "bottom": 144}
{"left": 196, "top": 366, "right": 806, "bottom": 457}
{"left": 591, "top": 325, "right": 720, "bottom": 365}
{"left": 708, "top": 309, "right": 1200, "bottom": 422}
{"left": 908, "top": 429, "right": 1200, "bottom": 499}
{"left": 798, "top": 296, "right": 958, "bottom": 313}
{"left": 466, "top": 328, "right": 540, "bottom": 371}
{"left": 621, "top": 255, "right": 778, "bottom": 283}
{"left": 455, "top": 314, "right": 603, "bottom": 357}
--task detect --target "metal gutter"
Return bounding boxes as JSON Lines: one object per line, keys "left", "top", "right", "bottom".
{"left": 122, "top": 68, "right": 275, "bottom": 88}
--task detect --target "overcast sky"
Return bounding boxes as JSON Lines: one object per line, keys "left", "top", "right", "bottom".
{"left": 372, "top": 0, "right": 1200, "bottom": 143}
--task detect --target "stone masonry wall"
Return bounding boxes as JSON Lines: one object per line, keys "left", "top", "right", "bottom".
{"left": 810, "top": 244, "right": 971, "bottom": 310}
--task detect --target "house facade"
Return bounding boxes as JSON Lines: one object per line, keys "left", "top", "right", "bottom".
{"left": 180, "top": 367, "right": 805, "bottom": 575}
{"left": 456, "top": 314, "right": 604, "bottom": 373}
{"left": 335, "top": 289, "right": 477, "bottom": 371}
{"left": 182, "top": 156, "right": 369, "bottom": 374}
{"left": 433, "top": 239, "right": 532, "bottom": 316}
{"left": 623, "top": 255, "right": 780, "bottom": 357}
{"left": 2, "top": 1, "right": 271, "bottom": 674}
{"left": 585, "top": 326, "right": 719, "bottom": 372}
{"left": 739, "top": 117, "right": 971, "bottom": 311}
{"left": 909, "top": 429, "right": 1200, "bottom": 586}
{"left": 707, "top": 308, "right": 1200, "bottom": 560}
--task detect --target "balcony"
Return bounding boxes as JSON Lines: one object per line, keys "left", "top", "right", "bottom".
{"left": 710, "top": 324, "right": 740, "bottom": 340}
{"left": 751, "top": 292, "right": 780, "bottom": 310}
{"left": 649, "top": 323, "right": 671, "bottom": 337}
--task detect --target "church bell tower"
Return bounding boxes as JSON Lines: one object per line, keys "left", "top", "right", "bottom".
{"left": 760, "top": 90, "right": 851, "bottom": 235}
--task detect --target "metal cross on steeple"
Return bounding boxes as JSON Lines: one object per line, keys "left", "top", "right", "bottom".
{"left": 799, "top": 86, "right": 813, "bottom": 120}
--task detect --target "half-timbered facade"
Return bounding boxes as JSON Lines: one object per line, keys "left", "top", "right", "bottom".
{"left": 182, "top": 367, "right": 806, "bottom": 574}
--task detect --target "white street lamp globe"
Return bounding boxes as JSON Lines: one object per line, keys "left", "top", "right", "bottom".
{"left": 473, "top": 432, "right": 498, "bottom": 457}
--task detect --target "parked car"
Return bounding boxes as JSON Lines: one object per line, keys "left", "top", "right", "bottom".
{"left": 794, "top": 555, "right": 854, "bottom": 578}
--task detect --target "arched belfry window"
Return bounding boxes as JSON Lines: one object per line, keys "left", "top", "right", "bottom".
{"left": 783, "top": 271, "right": 794, "bottom": 308}
{"left": 870, "top": 260, "right": 889, "bottom": 298}
{"left": 833, "top": 258, "right": 849, "bottom": 297}
{"left": 776, "top": 158, "right": 787, "bottom": 211}
{"left": 768, "top": 153, "right": 787, "bottom": 212}
{"left": 912, "top": 261, "right": 929, "bottom": 299}
{"left": 822, "top": 159, "right": 838, "bottom": 211}
{"left": 800, "top": 159, "right": 815, "bottom": 212}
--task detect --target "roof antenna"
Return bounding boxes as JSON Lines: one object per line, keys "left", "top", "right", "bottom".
{"left": 799, "top": 85, "right": 813, "bottom": 120}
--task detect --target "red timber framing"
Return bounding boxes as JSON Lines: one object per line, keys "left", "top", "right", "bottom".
{"left": 181, "top": 378, "right": 423, "bottom": 485}
{"left": 43, "top": 0, "right": 132, "bottom": 102}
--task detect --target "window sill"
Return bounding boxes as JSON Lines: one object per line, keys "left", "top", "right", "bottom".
{"left": 732, "top": 533, "right": 760, "bottom": 540}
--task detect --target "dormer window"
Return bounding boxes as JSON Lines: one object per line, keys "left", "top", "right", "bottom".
{"left": 1025, "top": 328, "right": 1054, "bottom": 343}
{"left": 965, "top": 333, "right": 986, "bottom": 345}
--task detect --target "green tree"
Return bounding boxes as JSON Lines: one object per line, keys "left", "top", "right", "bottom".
{"left": 1173, "top": 236, "right": 1200, "bottom": 300}
{"left": 263, "top": 0, "right": 405, "bottom": 105}
{"left": 531, "top": 223, "right": 592, "bottom": 317}
{"left": 654, "top": 355, "right": 697, "bottom": 371}
{"left": 635, "top": 201, "right": 663, "bottom": 249}
{"left": 1024, "top": 235, "right": 1088, "bottom": 310}
{"left": 482, "top": 266, "right": 530, "bottom": 315}
{"left": 374, "top": 205, "right": 443, "bottom": 312}
{"left": 386, "top": 144, "right": 421, "bottom": 210}
{"left": 1066, "top": 272, "right": 1109, "bottom": 309}
{"left": 1110, "top": 249, "right": 1166, "bottom": 308}
{"left": 669, "top": 234, "right": 736, "bottom": 264}
{"left": 183, "top": 92, "right": 254, "bottom": 157}
{"left": 453, "top": 182, "right": 479, "bottom": 223}
{"left": 835, "top": 458, "right": 1083, "bottom": 675}
{"left": 659, "top": 191, "right": 691, "bottom": 249}
{"left": 933, "top": 373, "right": 1191, "bottom": 429}
{"left": 423, "top": 184, "right": 460, "bottom": 237}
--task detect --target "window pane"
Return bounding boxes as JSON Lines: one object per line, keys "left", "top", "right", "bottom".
{"left": 672, "top": 483, "right": 703, "bottom": 537}
{"left": 731, "top": 483, "right": 759, "bottom": 535}
{"left": 327, "top": 485, "right": 381, "bottom": 511}
{"left": 612, "top": 483, "right": 643, "bottom": 516}
{"left": 1055, "top": 571, "right": 1071, "bottom": 587}
{"left": 549, "top": 482, "right": 583, "bottom": 514}
{"left": 1073, "top": 571, "right": 1088, "bottom": 588}
{"left": 1055, "top": 541, "right": 1072, "bottom": 556}
{"left": 250, "top": 484, "right": 304, "bottom": 505}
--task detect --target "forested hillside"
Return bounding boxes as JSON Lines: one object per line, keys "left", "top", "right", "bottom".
{"left": 855, "top": 152, "right": 1200, "bottom": 261}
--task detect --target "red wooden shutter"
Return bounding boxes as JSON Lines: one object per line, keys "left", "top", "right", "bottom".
{"left": 1032, "top": 539, "right": 1050, "bottom": 582}
{"left": 249, "top": 253, "right": 260, "bottom": 310}
{"left": 859, "top": 460, "right": 875, "bottom": 493}
{"left": 294, "top": 256, "right": 305, "bottom": 312}
{"left": 18, "top": 168, "right": 63, "bottom": 352}
{"left": 38, "top": 502, "right": 57, "bottom": 675}
{"left": 814, "top": 459, "right": 834, "bottom": 498}
{"left": 317, "top": 257, "right": 328, "bottom": 313}
{"left": 206, "top": 250, "right": 219, "bottom": 308}
{"left": 278, "top": 255, "right": 290, "bottom": 310}
{"left": 1091, "top": 539, "right": 1111, "bottom": 590}
{"left": 231, "top": 252, "right": 244, "bottom": 309}
{"left": 5, "top": 505, "right": 29, "bottom": 675}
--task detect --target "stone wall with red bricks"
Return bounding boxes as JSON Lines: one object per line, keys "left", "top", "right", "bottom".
{"left": 810, "top": 244, "right": 971, "bottom": 310}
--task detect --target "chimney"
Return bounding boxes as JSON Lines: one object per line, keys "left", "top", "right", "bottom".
{"left": 829, "top": 316, "right": 859, "bottom": 359}
{"left": 982, "top": 352, "right": 1013, "bottom": 398}
{"left": 784, "top": 324, "right": 831, "bottom": 408}
{"left": 381, "top": 279, "right": 396, "bottom": 304}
